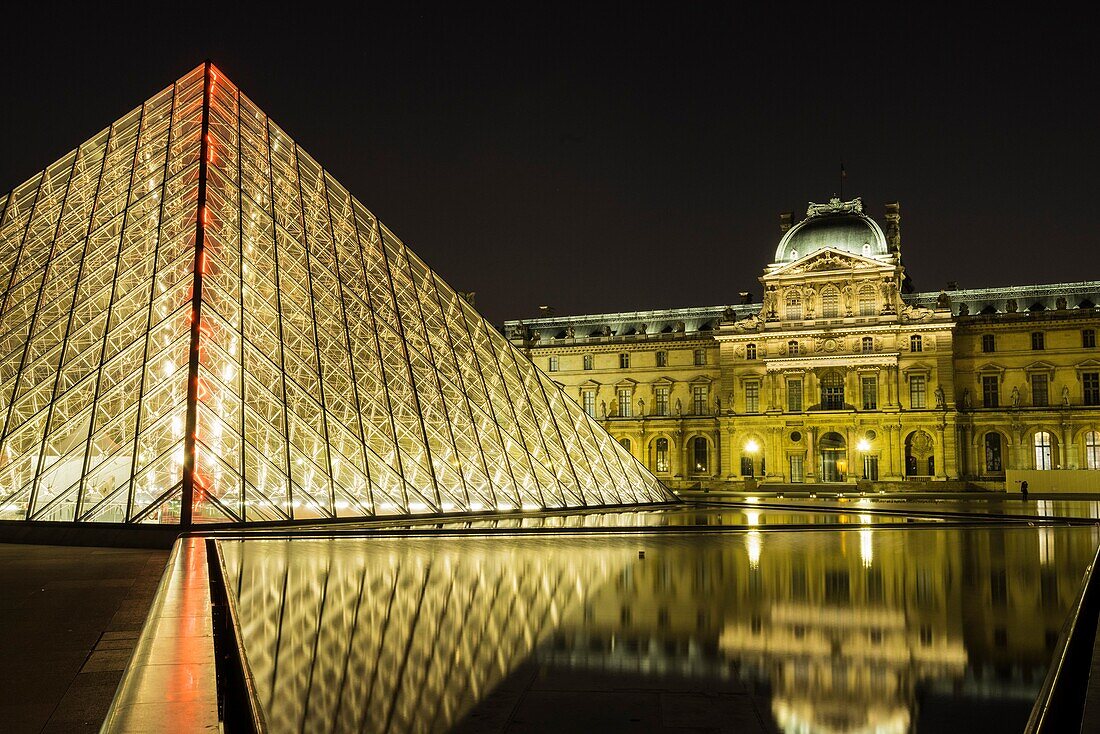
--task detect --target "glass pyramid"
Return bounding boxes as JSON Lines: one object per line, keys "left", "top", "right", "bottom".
{"left": 0, "top": 63, "right": 671, "bottom": 525}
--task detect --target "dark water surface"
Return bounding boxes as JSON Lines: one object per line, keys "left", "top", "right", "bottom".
{"left": 219, "top": 516, "right": 1099, "bottom": 733}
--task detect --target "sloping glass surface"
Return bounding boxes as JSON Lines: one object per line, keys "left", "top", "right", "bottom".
{"left": 0, "top": 63, "right": 670, "bottom": 524}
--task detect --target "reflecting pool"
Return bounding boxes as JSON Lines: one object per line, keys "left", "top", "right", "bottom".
{"left": 219, "top": 521, "right": 1098, "bottom": 733}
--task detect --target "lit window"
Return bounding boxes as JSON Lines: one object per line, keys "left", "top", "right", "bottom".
{"left": 788, "top": 340, "right": 799, "bottom": 356}
{"left": 861, "top": 337, "right": 874, "bottom": 353}
{"left": 746, "top": 343, "right": 757, "bottom": 360}
{"left": 910, "top": 335, "right": 923, "bottom": 352}
{"left": 693, "top": 348, "right": 706, "bottom": 366}
{"left": 655, "top": 386, "right": 669, "bottom": 416}
{"left": 1085, "top": 372, "right": 1100, "bottom": 406}
{"left": 548, "top": 356, "right": 559, "bottom": 372}
{"left": 618, "top": 388, "right": 632, "bottom": 417}
{"left": 745, "top": 381, "right": 760, "bottom": 413}
{"left": 910, "top": 375, "right": 927, "bottom": 409}
{"left": 1032, "top": 374, "right": 1049, "bottom": 407}
{"left": 859, "top": 286, "right": 876, "bottom": 316}
{"left": 785, "top": 292, "right": 802, "bottom": 321}
{"left": 1085, "top": 431, "right": 1100, "bottom": 470}
{"left": 582, "top": 390, "right": 596, "bottom": 417}
{"left": 583, "top": 354, "right": 593, "bottom": 370}
{"left": 619, "top": 353, "right": 630, "bottom": 369}
{"left": 1084, "top": 329, "right": 1097, "bottom": 348}
{"left": 693, "top": 385, "right": 708, "bottom": 415}
{"left": 787, "top": 379, "right": 802, "bottom": 412}
{"left": 982, "top": 375, "right": 999, "bottom": 408}
{"left": 822, "top": 288, "right": 839, "bottom": 318}
{"left": 693, "top": 437, "right": 709, "bottom": 473}
{"left": 654, "top": 438, "right": 670, "bottom": 473}
{"left": 985, "top": 433, "right": 1002, "bottom": 472}
{"left": 821, "top": 371, "right": 845, "bottom": 410}
{"left": 1034, "top": 431, "right": 1054, "bottom": 470}
{"left": 656, "top": 350, "right": 667, "bottom": 367}
{"left": 982, "top": 334, "right": 995, "bottom": 352}
{"left": 1032, "top": 332, "right": 1045, "bottom": 350}
{"left": 862, "top": 376, "right": 878, "bottom": 410}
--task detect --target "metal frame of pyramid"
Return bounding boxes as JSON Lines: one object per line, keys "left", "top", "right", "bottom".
{"left": 0, "top": 62, "right": 672, "bottom": 525}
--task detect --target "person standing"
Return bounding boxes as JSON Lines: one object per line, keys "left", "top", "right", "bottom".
{"left": 1021, "top": 480, "right": 1029, "bottom": 501}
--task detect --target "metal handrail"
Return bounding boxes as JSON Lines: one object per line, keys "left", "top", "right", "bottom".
{"left": 1025, "top": 541, "right": 1100, "bottom": 733}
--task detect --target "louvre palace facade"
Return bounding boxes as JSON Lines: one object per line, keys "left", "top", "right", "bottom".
{"left": 506, "top": 197, "right": 1100, "bottom": 489}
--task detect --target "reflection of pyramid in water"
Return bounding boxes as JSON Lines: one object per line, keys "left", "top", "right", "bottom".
{"left": 0, "top": 62, "right": 670, "bottom": 524}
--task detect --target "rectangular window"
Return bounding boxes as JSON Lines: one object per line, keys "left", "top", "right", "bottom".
{"left": 862, "top": 376, "right": 878, "bottom": 410}
{"left": 583, "top": 354, "right": 593, "bottom": 370}
{"left": 910, "top": 375, "right": 927, "bottom": 409}
{"left": 1084, "top": 329, "right": 1097, "bottom": 348}
{"left": 618, "top": 388, "right": 632, "bottom": 417}
{"left": 619, "top": 353, "right": 630, "bottom": 369}
{"left": 548, "top": 356, "right": 559, "bottom": 372}
{"left": 693, "top": 348, "right": 706, "bottom": 366}
{"left": 1032, "top": 332, "right": 1045, "bottom": 350}
{"left": 982, "top": 334, "right": 995, "bottom": 352}
{"left": 745, "top": 381, "right": 760, "bottom": 414}
{"left": 656, "top": 351, "right": 667, "bottom": 367}
{"left": 1085, "top": 372, "right": 1100, "bottom": 406}
{"left": 1032, "top": 374, "right": 1049, "bottom": 407}
{"left": 789, "top": 454, "right": 805, "bottom": 483}
{"left": 982, "top": 375, "right": 999, "bottom": 408}
{"left": 692, "top": 385, "right": 708, "bottom": 415}
{"left": 582, "top": 390, "right": 596, "bottom": 417}
{"left": 655, "top": 386, "right": 669, "bottom": 416}
{"left": 787, "top": 379, "right": 803, "bottom": 412}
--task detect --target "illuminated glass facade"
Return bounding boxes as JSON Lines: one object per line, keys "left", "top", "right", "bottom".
{"left": 0, "top": 63, "right": 670, "bottom": 524}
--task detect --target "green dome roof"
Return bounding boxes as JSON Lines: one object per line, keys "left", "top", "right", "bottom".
{"left": 774, "top": 198, "right": 890, "bottom": 264}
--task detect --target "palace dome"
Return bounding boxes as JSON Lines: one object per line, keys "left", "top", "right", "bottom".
{"left": 774, "top": 197, "right": 891, "bottom": 264}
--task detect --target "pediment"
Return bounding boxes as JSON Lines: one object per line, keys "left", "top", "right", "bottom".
{"left": 1077, "top": 359, "right": 1100, "bottom": 370}
{"left": 651, "top": 376, "right": 676, "bottom": 387}
{"left": 689, "top": 374, "right": 715, "bottom": 384}
{"left": 1025, "top": 360, "right": 1057, "bottom": 372}
{"left": 614, "top": 377, "right": 640, "bottom": 389}
{"left": 767, "top": 247, "right": 891, "bottom": 278}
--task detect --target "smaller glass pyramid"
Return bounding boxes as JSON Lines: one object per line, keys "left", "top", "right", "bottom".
{"left": 0, "top": 63, "right": 672, "bottom": 524}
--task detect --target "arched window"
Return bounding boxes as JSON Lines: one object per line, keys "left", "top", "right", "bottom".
{"left": 859, "top": 286, "right": 876, "bottom": 316}
{"left": 654, "top": 438, "right": 670, "bottom": 473}
{"left": 785, "top": 291, "right": 802, "bottom": 321}
{"left": 821, "top": 371, "right": 845, "bottom": 410}
{"left": 788, "top": 340, "right": 799, "bottom": 356}
{"left": 1085, "top": 431, "right": 1100, "bottom": 470}
{"left": 693, "top": 437, "right": 709, "bottom": 473}
{"left": 910, "top": 335, "right": 923, "bottom": 352}
{"left": 1034, "top": 431, "right": 1054, "bottom": 470}
{"left": 821, "top": 288, "right": 839, "bottom": 318}
{"left": 619, "top": 437, "right": 631, "bottom": 454}
{"left": 984, "top": 433, "right": 1002, "bottom": 473}
{"left": 861, "top": 336, "right": 874, "bottom": 353}
{"left": 746, "top": 343, "right": 757, "bottom": 360}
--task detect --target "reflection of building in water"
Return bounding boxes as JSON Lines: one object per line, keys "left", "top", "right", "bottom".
{"left": 220, "top": 537, "right": 629, "bottom": 734}
{"left": 218, "top": 527, "right": 1097, "bottom": 734}
{"left": 578, "top": 527, "right": 1097, "bottom": 734}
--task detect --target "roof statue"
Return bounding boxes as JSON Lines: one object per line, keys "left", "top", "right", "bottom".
{"left": 0, "top": 63, "right": 671, "bottom": 525}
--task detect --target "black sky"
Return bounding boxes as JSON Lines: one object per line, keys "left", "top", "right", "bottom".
{"left": 1, "top": 5, "right": 1096, "bottom": 324}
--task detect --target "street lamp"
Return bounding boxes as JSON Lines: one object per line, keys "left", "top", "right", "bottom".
{"left": 857, "top": 438, "right": 871, "bottom": 480}
{"left": 744, "top": 439, "right": 759, "bottom": 479}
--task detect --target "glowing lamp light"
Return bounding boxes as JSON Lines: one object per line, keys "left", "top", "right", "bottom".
{"left": 857, "top": 438, "right": 871, "bottom": 452}
{"left": 744, "top": 439, "right": 760, "bottom": 453}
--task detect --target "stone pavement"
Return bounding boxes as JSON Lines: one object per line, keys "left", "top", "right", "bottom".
{"left": 0, "top": 544, "right": 168, "bottom": 733}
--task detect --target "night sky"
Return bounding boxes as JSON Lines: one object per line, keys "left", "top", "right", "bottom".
{"left": 1, "top": 6, "right": 1095, "bottom": 324}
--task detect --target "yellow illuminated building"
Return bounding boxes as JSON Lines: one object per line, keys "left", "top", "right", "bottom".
{"left": 507, "top": 197, "right": 1100, "bottom": 489}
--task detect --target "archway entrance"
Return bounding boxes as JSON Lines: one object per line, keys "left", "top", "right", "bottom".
{"left": 819, "top": 432, "right": 847, "bottom": 482}
{"left": 905, "top": 430, "right": 935, "bottom": 476}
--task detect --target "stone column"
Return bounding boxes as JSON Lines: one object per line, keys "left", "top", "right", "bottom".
{"left": 808, "top": 426, "right": 819, "bottom": 482}
{"left": 935, "top": 424, "right": 947, "bottom": 479}
{"left": 713, "top": 428, "right": 722, "bottom": 478}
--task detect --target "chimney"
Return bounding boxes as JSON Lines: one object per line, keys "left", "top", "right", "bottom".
{"left": 779, "top": 212, "right": 794, "bottom": 234}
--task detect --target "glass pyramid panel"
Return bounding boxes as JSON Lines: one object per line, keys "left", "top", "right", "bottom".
{"left": 0, "top": 63, "right": 672, "bottom": 524}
